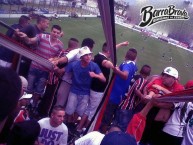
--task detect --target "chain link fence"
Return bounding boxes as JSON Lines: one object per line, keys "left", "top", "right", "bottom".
{"left": 0, "top": 0, "right": 99, "bottom": 16}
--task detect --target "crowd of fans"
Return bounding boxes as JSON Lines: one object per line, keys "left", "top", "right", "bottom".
{"left": 0, "top": 14, "right": 193, "bottom": 145}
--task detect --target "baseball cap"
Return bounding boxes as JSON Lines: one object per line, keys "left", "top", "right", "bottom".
{"left": 19, "top": 76, "right": 28, "bottom": 90}
{"left": 163, "top": 67, "right": 178, "bottom": 79}
{"left": 79, "top": 46, "right": 92, "bottom": 58}
{"left": 19, "top": 93, "right": 32, "bottom": 100}
{"left": 184, "top": 80, "right": 193, "bottom": 89}
{"left": 100, "top": 131, "right": 137, "bottom": 145}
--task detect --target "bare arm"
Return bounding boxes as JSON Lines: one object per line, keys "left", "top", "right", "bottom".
{"left": 49, "top": 56, "right": 68, "bottom": 69}
{"left": 152, "top": 84, "right": 172, "bottom": 94}
{"left": 135, "top": 89, "right": 149, "bottom": 103}
{"left": 113, "top": 66, "right": 128, "bottom": 80}
{"left": 116, "top": 41, "right": 129, "bottom": 49}
{"left": 23, "top": 36, "right": 37, "bottom": 44}
{"left": 89, "top": 72, "right": 106, "bottom": 82}
{"left": 15, "top": 31, "right": 37, "bottom": 44}
{"left": 102, "top": 60, "right": 114, "bottom": 69}
{"left": 144, "top": 91, "right": 155, "bottom": 100}
{"left": 50, "top": 48, "right": 79, "bottom": 69}
{"left": 57, "top": 56, "right": 68, "bottom": 67}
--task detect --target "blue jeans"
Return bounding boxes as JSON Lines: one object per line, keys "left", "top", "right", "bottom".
{"left": 114, "top": 109, "right": 134, "bottom": 132}
{"left": 99, "top": 101, "right": 118, "bottom": 133}
{"left": 27, "top": 67, "right": 49, "bottom": 95}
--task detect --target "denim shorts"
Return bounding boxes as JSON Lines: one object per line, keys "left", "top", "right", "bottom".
{"left": 100, "top": 101, "right": 118, "bottom": 127}
{"left": 27, "top": 67, "right": 49, "bottom": 95}
{"left": 84, "top": 90, "right": 103, "bottom": 120}
{"left": 65, "top": 92, "right": 89, "bottom": 116}
{"left": 114, "top": 109, "right": 134, "bottom": 132}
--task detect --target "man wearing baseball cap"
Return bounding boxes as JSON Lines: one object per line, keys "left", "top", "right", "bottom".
{"left": 139, "top": 66, "right": 184, "bottom": 145}
{"left": 65, "top": 46, "right": 106, "bottom": 125}
{"left": 13, "top": 93, "right": 32, "bottom": 123}
{"left": 145, "top": 67, "right": 183, "bottom": 99}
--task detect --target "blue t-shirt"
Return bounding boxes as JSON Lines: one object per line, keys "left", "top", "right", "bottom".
{"left": 109, "top": 61, "right": 137, "bottom": 104}
{"left": 66, "top": 60, "right": 101, "bottom": 95}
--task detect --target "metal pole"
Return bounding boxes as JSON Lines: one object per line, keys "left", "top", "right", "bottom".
{"left": 16, "top": 54, "right": 22, "bottom": 74}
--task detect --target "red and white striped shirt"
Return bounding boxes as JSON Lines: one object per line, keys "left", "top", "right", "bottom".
{"left": 119, "top": 76, "right": 147, "bottom": 110}
{"left": 31, "top": 33, "right": 63, "bottom": 71}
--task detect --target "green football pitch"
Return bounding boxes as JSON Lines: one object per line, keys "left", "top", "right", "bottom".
{"left": 0, "top": 17, "right": 192, "bottom": 84}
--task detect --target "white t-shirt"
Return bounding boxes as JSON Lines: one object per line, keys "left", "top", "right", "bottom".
{"left": 163, "top": 102, "right": 193, "bottom": 137}
{"left": 66, "top": 48, "right": 81, "bottom": 62}
{"left": 75, "top": 131, "right": 105, "bottom": 145}
{"left": 38, "top": 118, "right": 68, "bottom": 145}
{"left": 62, "top": 48, "right": 81, "bottom": 82}
{"left": 182, "top": 116, "right": 193, "bottom": 145}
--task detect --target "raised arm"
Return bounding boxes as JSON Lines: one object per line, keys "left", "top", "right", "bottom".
{"left": 51, "top": 48, "right": 80, "bottom": 69}
{"left": 54, "top": 56, "right": 68, "bottom": 69}
{"left": 116, "top": 41, "right": 129, "bottom": 49}
{"left": 15, "top": 30, "right": 37, "bottom": 44}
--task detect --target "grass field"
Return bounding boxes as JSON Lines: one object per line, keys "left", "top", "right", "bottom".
{"left": 0, "top": 17, "right": 192, "bottom": 84}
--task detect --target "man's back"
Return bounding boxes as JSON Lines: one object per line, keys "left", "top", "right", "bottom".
{"left": 91, "top": 53, "right": 110, "bottom": 92}
{"left": 110, "top": 60, "right": 137, "bottom": 105}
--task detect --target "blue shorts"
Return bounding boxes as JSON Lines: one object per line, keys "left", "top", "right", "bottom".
{"left": 114, "top": 109, "right": 134, "bottom": 132}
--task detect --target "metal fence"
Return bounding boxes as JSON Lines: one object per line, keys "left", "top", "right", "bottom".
{"left": 0, "top": 0, "right": 99, "bottom": 15}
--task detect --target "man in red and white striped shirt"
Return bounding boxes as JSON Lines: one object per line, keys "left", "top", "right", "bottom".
{"left": 114, "top": 65, "right": 151, "bottom": 131}
{"left": 16, "top": 25, "right": 64, "bottom": 114}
